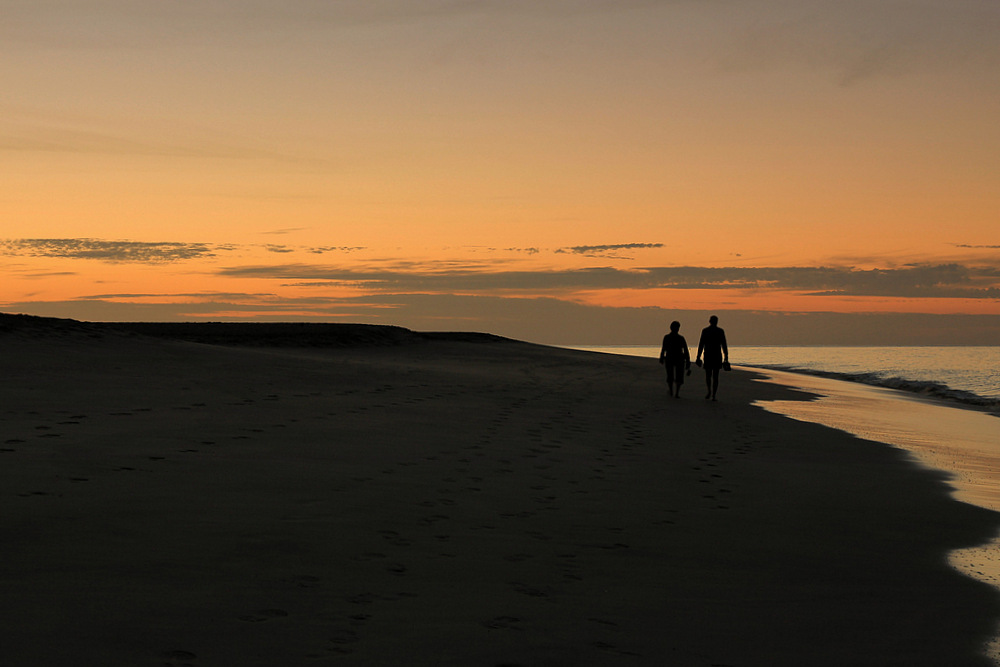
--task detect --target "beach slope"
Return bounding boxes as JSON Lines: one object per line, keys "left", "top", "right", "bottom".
{"left": 1, "top": 316, "right": 997, "bottom": 666}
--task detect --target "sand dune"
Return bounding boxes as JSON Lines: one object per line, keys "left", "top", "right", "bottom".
{"left": 1, "top": 315, "right": 997, "bottom": 666}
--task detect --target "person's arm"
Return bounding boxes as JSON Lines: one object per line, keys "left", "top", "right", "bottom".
{"left": 721, "top": 330, "right": 729, "bottom": 362}
{"left": 659, "top": 335, "right": 668, "bottom": 364}
{"left": 696, "top": 332, "right": 705, "bottom": 363}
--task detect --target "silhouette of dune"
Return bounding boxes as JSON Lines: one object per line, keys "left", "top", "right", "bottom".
{"left": 0, "top": 313, "right": 512, "bottom": 348}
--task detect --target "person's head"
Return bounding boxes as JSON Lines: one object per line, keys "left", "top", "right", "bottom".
{"left": 709, "top": 315, "right": 719, "bottom": 326}
{"left": 670, "top": 321, "right": 680, "bottom": 333}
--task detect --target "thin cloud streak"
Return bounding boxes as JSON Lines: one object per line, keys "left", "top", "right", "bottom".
{"left": 1, "top": 239, "right": 222, "bottom": 263}
{"left": 0, "top": 239, "right": 369, "bottom": 263}
{"left": 556, "top": 243, "right": 664, "bottom": 258}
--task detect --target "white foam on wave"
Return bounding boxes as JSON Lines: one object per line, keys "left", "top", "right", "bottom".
{"left": 749, "top": 367, "right": 1000, "bottom": 507}
{"left": 745, "top": 364, "right": 1000, "bottom": 414}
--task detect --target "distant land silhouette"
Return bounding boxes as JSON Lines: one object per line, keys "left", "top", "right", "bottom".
{"left": 0, "top": 313, "right": 513, "bottom": 348}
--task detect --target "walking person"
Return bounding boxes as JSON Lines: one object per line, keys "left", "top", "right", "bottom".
{"left": 696, "top": 315, "right": 729, "bottom": 401}
{"left": 659, "top": 320, "right": 691, "bottom": 398}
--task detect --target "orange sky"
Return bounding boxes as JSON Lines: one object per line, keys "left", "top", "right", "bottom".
{"left": 2, "top": 1, "right": 999, "bottom": 343}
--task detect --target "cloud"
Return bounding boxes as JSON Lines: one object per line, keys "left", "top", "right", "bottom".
{"left": 261, "top": 227, "right": 310, "bottom": 236}
{"left": 218, "top": 263, "right": 643, "bottom": 291}
{"left": 21, "top": 271, "right": 79, "bottom": 279}
{"left": 555, "top": 243, "right": 664, "bottom": 258}
{"left": 216, "top": 261, "right": 1000, "bottom": 299}
{"left": 306, "top": 246, "right": 368, "bottom": 254}
{"left": 1, "top": 239, "right": 221, "bottom": 263}
{"left": 76, "top": 292, "right": 277, "bottom": 301}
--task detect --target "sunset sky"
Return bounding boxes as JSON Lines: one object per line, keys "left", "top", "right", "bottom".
{"left": 3, "top": 0, "right": 999, "bottom": 344}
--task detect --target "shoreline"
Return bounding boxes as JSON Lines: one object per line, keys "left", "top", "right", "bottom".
{"left": 2, "top": 317, "right": 999, "bottom": 665}
{"left": 569, "top": 344, "right": 1000, "bottom": 416}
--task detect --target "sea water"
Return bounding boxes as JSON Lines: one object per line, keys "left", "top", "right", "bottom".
{"left": 572, "top": 346, "right": 1000, "bottom": 411}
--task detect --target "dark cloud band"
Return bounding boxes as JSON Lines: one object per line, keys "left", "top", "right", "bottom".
{"left": 217, "top": 261, "right": 1000, "bottom": 299}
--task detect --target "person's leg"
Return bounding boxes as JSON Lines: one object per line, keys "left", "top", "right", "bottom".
{"left": 710, "top": 368, "right": 720, "bottom": 399}
{"left": 705, "top": 368, "right": 713, "bottom": 399}
{"left": 666, "top": 364, "right": 675, "bottom": 397}
{"left": 674, "top": 361, "right": 684, "bottom": 398}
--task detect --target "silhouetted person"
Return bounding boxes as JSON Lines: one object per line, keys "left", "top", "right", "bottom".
{"left": 659, "top": 321, "right": 691, "bottom": 398}
{"left": 696, "top": 315, "right": 729, "bottom": 401}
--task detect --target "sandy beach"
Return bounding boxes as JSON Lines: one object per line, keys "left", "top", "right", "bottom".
{"left": 2, "top": 316, "right": 998, "bottom": 666}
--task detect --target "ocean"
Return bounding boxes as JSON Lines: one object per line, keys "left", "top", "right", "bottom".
{"left": 571, "top": 345, "right": 1000, "bottom": 411}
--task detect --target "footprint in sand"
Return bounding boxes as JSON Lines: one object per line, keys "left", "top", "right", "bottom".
{"left": 417, "top": 514, "right": 450, "bottom": 526}
{"left": 352, "top": 552, "right": 388, "bottom": 562}
{"left": 162, "top": 649, "right": 197, "bottom": 666}
{"left": 592, "top": 641, "right": 642, "bottom": 657}
{"left": 482, "top": 616, "right": 523, "bottom": 630}
{"left": 503, "top": 553, "right": 534, "bottom": 563}
{"left": 238, "top": 608, "right": 289, "bottom": 623}
{"left": 326, "top": 628, "right": 360, "bottom": 653}
{"left": 289, "top": 574, "right": 322, "bottom": 589}
{"left": 163, "top": 650, "right": 197, "bottom": 659}
{"left": 378, "top": 530, "right": 411, "bottom": 547}
{"left": 509, "top": 581, "right": 548, "bottom": 598}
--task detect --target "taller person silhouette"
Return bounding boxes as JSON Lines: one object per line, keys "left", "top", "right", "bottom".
{"left": 695, "top": 315, "right": 729, "bottom": 401}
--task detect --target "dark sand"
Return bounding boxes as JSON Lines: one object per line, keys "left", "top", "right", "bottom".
{"left": 1, "top": 316, "right": 998, "bottom": 666}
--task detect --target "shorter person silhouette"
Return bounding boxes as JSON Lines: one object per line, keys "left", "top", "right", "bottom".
{"left": 658, "top": 320, "right": 691, "bottom": 398}
{"left": 695, "top": 315, "right": 729, "bottom": 401}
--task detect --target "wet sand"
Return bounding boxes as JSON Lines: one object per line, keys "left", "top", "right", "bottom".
{"left": 1, "top": 316, "right": 998, "bottom": 666}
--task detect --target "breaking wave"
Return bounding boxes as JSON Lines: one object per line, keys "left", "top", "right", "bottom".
{"left": 743, "top": 364, "right": 1000, "bottom": 414}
